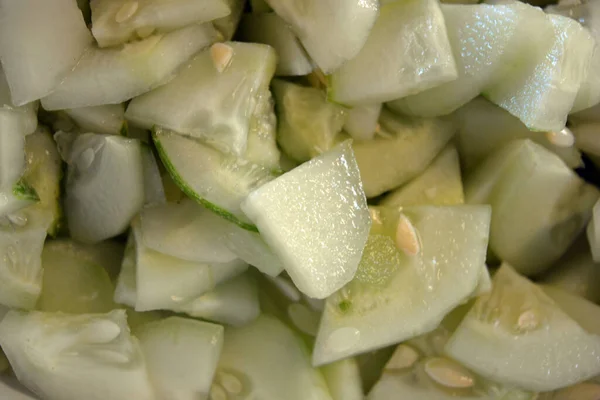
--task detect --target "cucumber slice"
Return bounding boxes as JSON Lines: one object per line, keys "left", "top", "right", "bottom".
{"left": 265, "top": 0, "right": 378, "bottom": 73}
{"left": 455, "top": 97, "right": 582, "bottom": 171}
{"left": 238, "top": 13, "right": 314, "bottom": 76}
{"left": 466, "top": 139, "right": 599, "bottom": 276}
{"left": 321, "top": 358, "right": 364, "bottom": 400}
{"left": 137, "top": 316, "right": 224, "bottom": 400}
{"left": 445, "top": 265, "right": 600, "bottom": 392}
{"left": 65, "top": 133, "right": 145, "bottom": 243}
{"left": 126, "top": 42, "right": 276, "bottom": 159}
{"left": 153, "top": 127, "right": 275, "bottom": 230}
{"left": 328, "top": 0, "right": 456, "bottom": 106}
{"left": 0, "top": 309, "right": 155, "bottom": 400}
{"left": 380, "top": 145, "right": 464, "bottom": 208}
{"left": 272, "top": 79, "right": 347, "bottom": 163}
{"left": 64, "top": 104, "right": 126, "bottom": 136}
{"left": 140, "top": 144, "right": 166, "bottom": 205}
{"left": 36, "top": 240, "right": 117, "bottom": 314}
{"left": 0, "top": 0, "right": 92, "bottom": 105}
{"left": 241, "top": 141, "right": 371, "bottom": 299}
{"left": 90, "top": 0, "right": 231, "bottom": 47}
{"left": 343, "top": 104, "right": 382, "bottom": 142}
{"left": 41, "top": 23, "right": 219, "bottom": 110}
{"left": 213, "top": 0, "right": 243, "bottom": 40}
{"left": 353, "top": 109, "right": 456, "bottom": 198}
{"left": 173, "top": 272, "right": 261, "bottom": 327}
{"left": 312, "top": 205, "right": 491, "bottom": 365}
{"left": 214, "top": 314, "right": 332, "bottom": 400}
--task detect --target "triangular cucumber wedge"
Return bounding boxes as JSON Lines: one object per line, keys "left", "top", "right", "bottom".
{"left": 445, "top": 265, "right": 600, "bottom": 392}
{"left": 329, "top": 0, "right": 456, "bottom": 106}
{"left": 136, "top": 316, "right": 224, "bottom": 400}
{"left": 126, "top": 42, "right": 277, "bottom": 159}
{"left": 0, "top": 0, "right": 92, "bottom": 105}
{"left": 153, "top": 127, "right": 276, "bottom": 231}
{"left": 0, "top": 309, "right": 155, "bottom": 400}
{"left": 352, "top": 109, "right": 456, "bottom": 198}
{"left": 213, "top": 314, "right": 332, "bottom": 400}
{"left": 41, "top": 23, "right": 219, "bottom": 110}
{"left": 321, "top": 358, "right": 364, "bottom": 400}
{"left": 241, "top": 141, "right": 371, "bottom": 299}
{"left": 64, "top": 104, "right": 126, "bottom": 136}
{"left": 90, "top": 0, "right": 231, "bottom": 47}
{"left": 265, "top": 0, "right": 378, "bottom": 73}
{"left": 380, "top": 145, "right": 464, "bottom": 208}
{"left": 312, "top": 205, "right": 491, "bottom": 366}
{"left": 65, "top": 133, "right": 145, "bottom": 243}
{"left": 343, "top": 104, "right": 382, "bottom": 142}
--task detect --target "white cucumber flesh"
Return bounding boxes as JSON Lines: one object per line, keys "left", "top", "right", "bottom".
{"left": 0, "top": 110, "right": 26, "bottom": 190}
{"left": 313, "top": 205, "right": 491, "bottom": 365}
{"left": 321, "top": 358, "right": 364, "bottom": 400}
{"left": 238, "top": 13, "right": 314, "bottom": 76}
{"left": 214, "top": 314, "right": 332, "bottom": 400}
{"left": 0, "top": 309, "right": 155, "bottom": 400}
{"left": 90, "top": 0, "right": 231, "bottom": 47}
{"left": 329, "top": 0, "right": 456, "bottom": 106}
{"left": 64, "top": 104, "right": 127, "bottom": 136}
{"left": 41, "top": 23, "right": 219, "bottom": 110}
{"left": 241, "top": 141, "right": 371, "bottom": 299}
{"left": 343, "top": 104, "right": 382, "bottom": 142}
{"left": 113, "top": 233, "right": 138, "bottom": 309}
{"left": 126, "top": 42, "right": 276, "bottom": 159}
{"left": 136, "top": 316, "right": 224, "bottom": 400}
{"left": 140, "top": 144, "right": 166, "bottom": 205}
{"left": 65, "top": 133, "right": 145, "bottom": 243}
{"left": 212, "top": 0, "right": 244, "bottom": 40}
{"left": 265, "top": 0, "right": 378, "bottom": 73}
{"left": 0, "top": 0, "right": 92, "bottom": 105}
{"left": 587, "top": 199, "right": 600, "bottom": 262}
{"left": 445, "top": 265, "right": 600, "bottom": 392}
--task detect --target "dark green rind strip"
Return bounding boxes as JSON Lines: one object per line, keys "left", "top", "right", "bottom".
{"left": 152, "top": 129, "right": 259, "bottom": 233}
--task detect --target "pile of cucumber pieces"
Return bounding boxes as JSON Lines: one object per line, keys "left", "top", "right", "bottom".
{"left": 0, "top": 0, "right": 599, "bottom": 399}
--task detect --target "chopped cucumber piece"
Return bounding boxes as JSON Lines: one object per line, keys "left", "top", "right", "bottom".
{"left": 540, "top": 284, "right": 600, "bottom": 337}
{"left": 343, "top": 104, "right": 382, "bottom": 142}
{"left": 214, "top": 314, "right": 332, "bottom": 400}
{"left": 265, "top": 0, "right": 378, "bottom": 73}
{"left": 137, "top": 316, "right": 224, "bottom": 400}
{"left": 241, "top": 141, "right": 371, "bottom": 299}
{"left": 173, "top": 272, "right": 261, "bottom": 327}
{"left": 0, "top": 0, "right": 92, "bottom": 105}
{"left": 41, "top": 23, "right": 219, "bottom": 110}
{"left": 466, "top": 139, "right": 599, "bottom": 276}
{"left": 64, "top": 104, "right": 126, "bottom": 136}
{"left": 0, "top": 110, "right": 26, "bottom": 190}
{"left": 272, "top": 79, "right": 347, "bottom": 163}
{"left": 90, "top": 0, "right": 231, "bottom": 47}
{"left": 0, "top": 309, "right": 155, "bottom": 400}
{"left": 65, "top": 133, "right": 145, "bottom": 243}
{"left": 353, "top": 109, "right": 456, "bottom": 198}
{"left": 321, "top": 358, "right": 364, "bottom": 400}
{"left": 140, "top": 144, "right": 166, "bottom": 205}
{"left": 455, "top": 97, "right": 582, "bottom": 171}
{"left": 329, "top": 0, "right": 456, "bottom": 106}
{"left": 153, "top": 127, "right": 275, "bottom": 230}
{"left": 113, "top": 233, "right": 139, "bottom": 309}
{"left": 212, "top": 0, "right": 243, "bottom": 40}
{"left": 37, "top": 239, "right": 117, "bottom": 314}
{"left": 445, "top": 265, "right": 600, "bottom": 392}
{"left": 140, "top": 200, "right": 236, "bottom": 264}
{"left": 313, "top": 205, "right": 491, "bottom": 365}
{"left": 0, "top": 66, "right": 38, "bottom": 135}
{"left": 238, "top": 13, "right": 314, "bottom": 76}
{"left": 380, "top": 145, "right": 464, "bottom": 208}
{"left": 127, "top": 42, "right": 276, "bottom": 159}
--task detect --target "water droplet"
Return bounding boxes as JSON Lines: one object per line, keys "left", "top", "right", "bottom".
{"left": 115, "top": 1, "right": 139, "bottom": 23}
{"left": 424, "top": 357, "right": 475, "bottom": 389}
{"left": 326, "top": 327, "right": 360, "bottom": 353}
{"left": 546, "top": 127, "right": 575, "bottom": 148}
{"left": 288, "top": 303, "right": 320, "bottom": 336}
{"left": 385, "top": 344, "right": 420, "bottom": 371}
{"left": 218, "top": 372, "right": 243, "bottom": 394}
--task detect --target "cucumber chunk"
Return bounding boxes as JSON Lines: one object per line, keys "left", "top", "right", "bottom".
{"left": 137, "top": 316, "right": 224, "bottom": 400}
{"left": 0, "top": 0, "right": 92, "bottom": 105}
{"left": 41, "top": 23, "right": 219, "bottom": 110}
{"left": 90, "top": 0, "right": 231, "bottom": 47}
{"left": 265, "top": 0, "right": 378, "bottom": 73}
{"left": 329, "top": 0, "right": 456, "bottom": 106}
{"left": 0, "top": 309, "right": 155, "bottom": 400}
{"left": 0, "top": 67, "right": 38, "bottom": 136}
{"left": 140, "top": 145, "right": 166, "bottom": 205}
{"left": 466, "top": 139, "right": 599, "bottom": 276}
{"left": 0, "top": 110, "right": 27, "bottom": 190}
{"left": 212, "top": 0, "right": 243, "bottom": 40}
{"left": 153, "top": 127, "right": 275, "bottom": 230}
{"left": 126, "top": 42, "right": 277, "bottom": 159}
{"left": 380, "top": 145, "right": 464, "bottom": 208}
{"left": 238, "top": 13, "right": 314, "bottom": 76}
{"left": 343, "top": 104, "right": 382, "bottom": 142}
{"left": 312, "top": 205, "right": 491, "bottom": 365}
{"left": 353, "top": 109, "right": 455, "bottom": 198}
{"left": 64, "top": 104, "right": 126, "bottom": 136}
{"left": 241, "top": 141, "right": 371, "bottom": 299}
{"left": 272, "top": 79, "right": 347, "bottom": 163}
{"left": 214, "top": 314, "right": 332, "bottom": 400}
{"left": 445, "top": 265, "right": 600, "bottom": 392}
{"left": 321, "top": 358, "right": 364, "bottom": 400}
{"left": 64, "top": 133, "right": 145, "bottom": 243}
